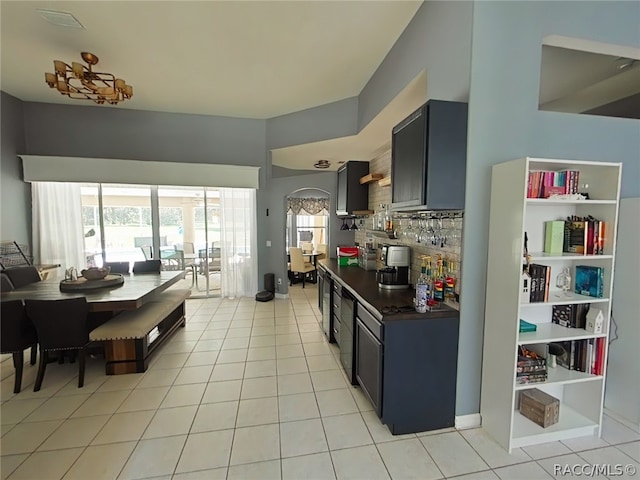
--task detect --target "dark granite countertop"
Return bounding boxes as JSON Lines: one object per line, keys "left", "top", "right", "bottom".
{"left": 319, "top": 259, "right": 459, "bottom": 323}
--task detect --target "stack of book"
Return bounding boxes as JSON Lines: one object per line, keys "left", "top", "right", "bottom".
{"left": 554, "top": 338, "right": 606, "bottom": 375}
{"left": 516, "top": 356, "right": 547, "bottom": 385}
{"left": 551, "top": 304, "right": 590, "bottom": 329}
{"left": 564, "top": 216, "right": 606, "bottom": 255}
{"left": 527, "top": 170, "right": 580, "bottom": 198}
{"left": 526, "top": 263, "right": 551, "bottom": 303}
{"left": 516, "top": 346, "right": 547, "bottom": 385}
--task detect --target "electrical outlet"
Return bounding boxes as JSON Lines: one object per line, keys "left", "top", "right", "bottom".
{"left": 277, "top": 277, "right": 282, "bottom": 285}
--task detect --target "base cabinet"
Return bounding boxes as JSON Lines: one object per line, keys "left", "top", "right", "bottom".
{"left": 355, "top": 303, "right": 459, "bottom": 434}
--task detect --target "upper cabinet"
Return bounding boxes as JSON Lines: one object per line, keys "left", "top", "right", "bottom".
{"left": 336, "top": 161, "right": 369, "bottom": 217}
{"left": 391, "top": 100, "right": 468, "bottom": 211}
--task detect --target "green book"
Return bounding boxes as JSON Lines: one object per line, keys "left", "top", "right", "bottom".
{"left": 544, "top": 221, "right": 565, "bottom": 253}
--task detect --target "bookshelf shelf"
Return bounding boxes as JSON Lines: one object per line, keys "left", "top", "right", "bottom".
{"left": 526, "top": 199, "right": 617, "bottom": 206}
{"left": 519, "top": 292, "right": 608, "bottom": 308}
{"left": 481, "top": 157, "right": 621, "bottom": 452}
{"left": 511, "top": 404, "right": 599, "bottom": 448}
{"left": 515, "top": 366, "right": 602, "bottom": 390}
{"left": 528, "top": 252, "right": 613, "bottom": 261}
{"left": 517, "top": 324, "right": 607, "bottom": 345}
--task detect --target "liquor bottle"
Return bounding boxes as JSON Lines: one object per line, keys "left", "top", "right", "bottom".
{"left": 445, "top": 259, "right": 457, "bottom": 301}
{"left": 415, "top": 257, "right": 428, "bottom": 313}
{"left": 433, "top": 255, "right": 445, "bottom": 302}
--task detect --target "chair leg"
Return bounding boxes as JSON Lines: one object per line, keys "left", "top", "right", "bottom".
{"left": 302, "top": 274, "right": 305, "bottom": 288}
{"left": 34, "top": 351, "right": 48, "bottom": 392}
{"left": 77, "top": 348, "right": 86, "bottom": 388}
{"left": 12, "top": 351, "right": 24, "bottom": 394}
{"left": 30, "top": 345, "right": 37, "bottom": 365}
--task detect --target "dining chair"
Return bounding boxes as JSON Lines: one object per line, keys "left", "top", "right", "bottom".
{"left": 301, "top": 242, "right": 314, "bottom": 254}
{"left": 1, "top": 272, "right": 15, "bottom": 292}
{"left": 140, "top": 245, "right": 153, "bottom": 261}
{"left": 289, "top": 247, "right": 316, "bottom": 288}
{"left": 132, "top": 260, "right": 162, "bottom": 274}
{"left": 4, "top": 266, "right": 42, "bottom": 289}
{"left": 25, "top": 297, "right": 90, "bottom": 391}
{"left": 1, "top": 300, "right": 38, "bottom": 393}
{"left": 316, "top": 243, "right": 328, "bottom": 260}
{"left": 104, "top": 261, "right": 130, "bottom": 274}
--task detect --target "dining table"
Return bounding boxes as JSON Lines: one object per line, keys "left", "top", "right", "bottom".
{"left": 0, "top": 270, "right": 185, "bottom": 312}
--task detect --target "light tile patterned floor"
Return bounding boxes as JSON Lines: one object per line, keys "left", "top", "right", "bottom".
{"left": 1, "top": 284, "right": 639, "bottom": 479}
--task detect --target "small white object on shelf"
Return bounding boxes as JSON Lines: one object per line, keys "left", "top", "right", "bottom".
{"left": 585, "top": 308, "right": 604, "bottom": 334}
{"left": 547, "top": 193, "right": 587, "bottom": 201}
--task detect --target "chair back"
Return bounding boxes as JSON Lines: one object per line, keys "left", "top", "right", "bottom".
{"left": 1, "top": 273, "right": 15, "bottom": 292}
{"left": 1, "top": 300, "right": 37, "bottom": 353}
{"left": 140, "top": 245, "right": 153, "bottom": 261}
{"left": 316, "top": 244, "right": 328, "bottom": 260}
{"left": 4, "top": 266, "right": 41, "bottom": 289}
{"left": 301, "top": 242, "right": 313, "bottom": 254}
{"left": 25, "top": 297, "right": 89, "bottom": 351}
{"left": 132, "top": 260, "right": 162, "bottom": 274}
{"left": 289, "top": 248, "right": 307, "bottom": 272}
{"left": 104, "top": 262, "right": 130, "bottom": 274}
{"left": 181, "top": 242, "right": 195, "bottom": 254}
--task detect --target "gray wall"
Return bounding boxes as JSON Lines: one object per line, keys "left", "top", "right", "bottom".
{"left": 264, "top": 170, "right": 357, "bottom": 294}
{"left": 459, "top": 0, "right": 640, "bottom": 416}
{"left": 1, "top": 91, "right": 30, "bottom": 245}
{"left": 358, "top": 1, "right": 473, "bottom": 130}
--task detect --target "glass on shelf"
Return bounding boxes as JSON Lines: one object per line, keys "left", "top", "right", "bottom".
{"left": 555, "top": 267, "right": 572, "bottom": 298}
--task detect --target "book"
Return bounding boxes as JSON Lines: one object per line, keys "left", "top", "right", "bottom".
{"left": 544, "top": 221, "right": 565, "bottom": 253}
{"left": 519, "top": 319, "right": 537, "bottom": 332}
{"left": 552, "top": 305, "right": 573, "bottom": 327}
{"left": 575, "top": 265, "right": 604, "bottom": 298}
{"left": 564, "top": 220, "right": 588, "bottom": 253}
{"left": 556, "top": 340, "right": 576, "bottom": 370}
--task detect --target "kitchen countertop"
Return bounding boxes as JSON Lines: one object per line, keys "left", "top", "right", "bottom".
{"left": 319, "top": 259, "right": 459, "bottom": 322}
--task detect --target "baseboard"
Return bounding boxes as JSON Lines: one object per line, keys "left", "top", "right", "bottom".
{"left": 455, "top": 413, "right": 482, "bottom": 430}
{"left": 604, "top": 408, "right": 640, "bottom": 433}
{"left": 275, "top": 292, "right": 289, "bottom": 299}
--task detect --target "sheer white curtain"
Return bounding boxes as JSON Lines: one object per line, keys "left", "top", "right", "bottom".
{"left": 32, "top": 182, "right": 86, "bottom": 276}
{"left": 218, "top": 188, "right": 258, "bottom": 298}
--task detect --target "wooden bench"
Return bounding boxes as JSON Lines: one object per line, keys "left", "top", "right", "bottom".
{"left": 89, "top": 289, "right": 190, "bottom": 374}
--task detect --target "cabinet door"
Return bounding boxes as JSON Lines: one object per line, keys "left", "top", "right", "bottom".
{"left": 336, "top": 167, "right": 348, "bottom": 215}
{"left": 425, "top": 100, "right": 467, "bottom": 210}
{"left": 356, "top": 319, "right": 383, "bottom": 416}
{"left": 391, "top": 108, "right": 426, "bottom": 208}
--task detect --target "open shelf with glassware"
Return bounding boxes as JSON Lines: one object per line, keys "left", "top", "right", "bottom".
{"left": 481, "top": 157, "right": 621, "bottom": 452}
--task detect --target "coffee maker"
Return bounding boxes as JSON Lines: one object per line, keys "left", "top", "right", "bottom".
{"left": 377, "top": 245, "right": 411, "bottom": 290}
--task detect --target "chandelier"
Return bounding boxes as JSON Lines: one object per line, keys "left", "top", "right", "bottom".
{"left": 45, "top": 52, "right": 133, "bottom": 105}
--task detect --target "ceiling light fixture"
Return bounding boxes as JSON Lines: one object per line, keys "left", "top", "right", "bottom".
{"left": 314, "top": 160, "right": 331, "bottom": 169}
{"left": 36, "top": 9, "right": 84, "bottom": 28}
{"left": 45, "top": 52, "right": 133, "bottom": 105}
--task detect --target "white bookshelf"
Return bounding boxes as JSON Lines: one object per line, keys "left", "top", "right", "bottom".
{"left": 481, "top": 157, "right": 621, "bottom": 452}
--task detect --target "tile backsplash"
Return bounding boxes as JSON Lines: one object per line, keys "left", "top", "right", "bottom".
{"left": 353, "top": 149, "right": 464, "bottom": 310}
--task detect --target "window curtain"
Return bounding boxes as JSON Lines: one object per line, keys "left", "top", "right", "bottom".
{"left": 32, "top": 182, "right": 86, "bottom": 276}
{"left": 218, "top": 188, "right": 258, "bottom": 298}
{"left": 287, "top": 197, "right": 329, "bottom": 216}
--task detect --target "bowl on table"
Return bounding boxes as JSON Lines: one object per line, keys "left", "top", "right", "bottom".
{"left": 81, "top": 267, "right": 111, "bottom": 281}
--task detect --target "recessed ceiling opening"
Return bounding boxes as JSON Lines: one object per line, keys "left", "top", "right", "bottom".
{"left": 538, "top": 36, "right": 640, "bottom": 120}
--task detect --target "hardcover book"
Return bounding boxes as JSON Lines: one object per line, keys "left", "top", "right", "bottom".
{"left": 544, "top": 221, "right": 565, "bottom": 253}
{"left": 575, "top": 265, "right": 604, "bottom": 298}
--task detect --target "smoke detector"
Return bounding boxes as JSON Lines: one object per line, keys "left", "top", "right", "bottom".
{"left": 314, "top": 159, "right": 331, "bottom": 169}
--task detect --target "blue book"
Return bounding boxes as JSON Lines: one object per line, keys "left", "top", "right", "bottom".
{"left": 519, "top": 319, "right": 537, "bottom": 332}
{"left": 575, "top": 265, "right": 604, "bottom": 298}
